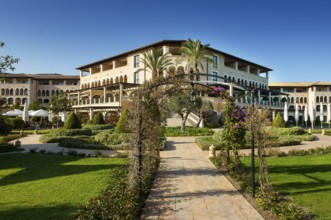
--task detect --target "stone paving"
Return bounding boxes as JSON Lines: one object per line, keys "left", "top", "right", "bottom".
{"left": 8, "top": 134, "right": 117, "bottom": 156}
{"left": 141, "top": 137, "right": 263, "bottom": 220}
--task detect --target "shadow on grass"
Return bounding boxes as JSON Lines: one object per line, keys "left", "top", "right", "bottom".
{"left": 0, "top": 153, "right": 127, "bottom": 186}
{"left": 0, "top": 203, "right": 77, "bottom": 220}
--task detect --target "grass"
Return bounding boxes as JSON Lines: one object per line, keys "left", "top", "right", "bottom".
{"left": 242, "top": 154, "right": 331, "bottom": 219}
{"left": 0, "top": 153, "right": 128, "bottom": 220}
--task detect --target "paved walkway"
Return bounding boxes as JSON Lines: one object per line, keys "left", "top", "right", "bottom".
{"left": 141, "top": 137, "right": 263, "bottom": 220}
{"left": 8, "top": 134, "right": 117, "bottom": 156}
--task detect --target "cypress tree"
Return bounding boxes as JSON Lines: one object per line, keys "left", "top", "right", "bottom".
{"left": 272, "top": 112, "right": 286, "bottom": 128}
{"left": 64, "top": 112, "right": 82, "bottom": 129}
{"left": 93, "top": 112, "right": 105, "bottom": 124}
{"left": 115, "top": 109, "right": 130, "bottom": 133}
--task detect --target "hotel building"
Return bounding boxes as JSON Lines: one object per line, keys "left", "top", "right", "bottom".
{"left": 71, "top": 40, "right": 286, "bottom": 122}
{"left": 269, "top": 82, "right": 331, "bottom": 124}
{"left": 0, "top": 73, "right": 80, "bottom": 110}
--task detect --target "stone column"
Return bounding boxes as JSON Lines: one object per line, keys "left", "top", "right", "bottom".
{"left": 269, "top": 91, "right": 272, "bottom": 106}
{"left": 229, "top": 84, "right": 234, "bottom": 97}
{"left": 119, "top": 83, "right": 123, "bottom": 102}
{"left": 103, "top": 87, "right": 107, "bottom": 103}
{"left": 77, "top": 91, "right": 81, "bottom": 105}
{"left": 89, "top": 89, "right": 92, "bottom": 104}
{"left": 257, "top": 90, "right": 261, "bottom": 105}
{"left": 89, "top": 108, "right": 93, "bottom": 120}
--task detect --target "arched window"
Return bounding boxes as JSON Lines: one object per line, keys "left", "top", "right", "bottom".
{"left": 82, "top": 84, "right": 85, "bottom": 89}
{"left": 110, "top": 78, "right": 113, "bottom": 84}
{"left": 6, "top": 89, "right": 9, "bottom": 95}
{"left": 24, "top": 89, "right": 28, "bottom": 95}
{"left": 237, "top": 78, "right": 240, "bottom": 84}
{"left": 92, "top": 82, "right": 95, "bottom": 87}
{"left": 329, "top": 96, "right": 331, "bottom": 103}
{"left": 115, "top": 77, "right": 119, "bottom": 83}
{"left": 241, "top": 79, "right": 244, "bottom": 85}
{"left": 42, "top": 90, "right": 46, "bottom": 96}
{"left": 15, "top": 88, "right": 19, "bottom": 95}
{"left": 316, "top": 96, "right": 319, "bottom": 103}
{"left": 98, "top": 81, "right": 101, "bottom": 87}
{"left": 232, "top": 77, "right": 235, "bottom": 82}
{"left": 46, "top": 90, "right": 50, "bottom": 96}
{"left": 87, "top": 83, "right": 90, "bottom": 88}
{"left": 102, "top": 79, "right": 105, "bottom": 86}
{"left": 20, "top": 88, "right": 23, "bottom": 95}
{"left": 291, "top": 97, "right": 294, "bottom": 103}
{"left": 316, "top": 105, "right": 320, "bottom": 111}
{"left": 115, "top": 94, "right": 119, "bottom": 101}
{"left": 224, "top": 75, "right": 227, "bottom": 82}
{"left": 10, "top": 89, "right": 14, "bottom": 95}
{"left": 44, "top": 99, "right": 50, "bottom": 104}
{"left": 304, "top": 97, "right": 307, "bottom": 103}
{"left": 296, "top": 97, "right": 299, "bottom": 103}
{"left": 1, "top": 89, "right": 4, "bottom": 95}
{"left": 120, "top": 76, "right": 123, "bottom": 82}
{"left": 245, "top": 80, "right": 247, "bottom": 86}
{"left": 124, "top": 75, "right": 128, "bottom": 83}
{"left": 324, "top": 96, "right": 327, "bottom": 103}
{"left": 38, "top": 90, "right": 41, "bottom": 96}
{"left": 177, "top": 66, "right": 185, "bottom": 74}
{"left": 106, "top": 79, "right": 109, "bottom": 85}
{"left": 300, "top": 97, "right": 303, "bottom": 103}
{"left": 249, "top": 81, "right": 251, "bottom": 87}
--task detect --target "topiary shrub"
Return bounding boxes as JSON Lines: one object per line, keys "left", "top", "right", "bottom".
{"left": 115, "top": 109, "right": 130, "bottom": 133}
{"left": 93, "top": 112, "right": 105, "bottom": 125}
{"left": 83, "top": 124, "right": 114, "bottom": 130}
{"left": 273, "top": 112, "right": 286, "bottom": 128}
{"left": 64, "top": 112, "right": 82, "bottom": 129}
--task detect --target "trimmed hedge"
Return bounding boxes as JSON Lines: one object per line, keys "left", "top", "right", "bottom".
{"left": 94, "top": 132, "right": 130, "bottom": 146}
{"left": 164, "top": 127, "right": 214, "bottom": 137}
{"left": 272, "top": 126, "right": 307, "bottom": 136}
{"left": 195, "top": 136, "right": 222, "bottom": 150}
{"left": 0, "top": 134, "right": 26, "bottom": 144}
{"left": 58, "top": 138, "right": 108, "bottom": 150}
{"left": 83, "top": 124, "right": 114, "bottom": 130}
{"left": 11, "top": 129, "right": 52, "bottom": 135}
{"left": 0, "top": 143, "right": 24, "bottom": 153}
{"left": 49, "top": 128, "right": 92, "bottom": 137}
{"left": 64, "top": 112, "right": 82, "bottom": 129}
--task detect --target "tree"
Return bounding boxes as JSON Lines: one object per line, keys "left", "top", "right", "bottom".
{"left": 10, "top": 102, "right": 21, "bottom": 110}
{"left": 140, "top": 48, "right": 173, "bottom": 80}
{"left": 272, "top": 112, "right": 286, "bottom": 128}
{"left": 168, "top": 94, "right": 202, "bottom": 132}
{"left": 48, "top": 94, "right": 71, "bottom": 128}
{"left": 0, "top": 42, "right": 20, "bottom": 78}
{"left": 93, "top": 112, "right": 105, "bottom": 124}
{"left": 29, "top": 101, "right": 41, "bottom": 111}
{"left": 115, "top": 109, "right": 130, "bottom": 133}
{"left": 196, "top": 99, "right": 214, "bottom": 127}
{"left": 178, "top": 38, "right": 213, "bottom": 80}
{"left": 64, "top": 112, "right": 82, "bottom": 129}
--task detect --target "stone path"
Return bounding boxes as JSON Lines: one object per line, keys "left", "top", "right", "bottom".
{"left": 8, "top": 134, "right": 117, "bottom": 156}
{"left": 141, "top": 137, "right": 263, "bottom": 220}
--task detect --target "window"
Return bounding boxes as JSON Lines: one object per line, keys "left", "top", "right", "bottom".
{"left": 134, "top": 72, "right": 139, "bottom": 84}
{"left": 134, "top": 55, "right": 140, "bottom": 68}
{"left": 212, "top": 55, "right": 218, "bottom": 68}
{"left": 212, "top": 71, "right": 218, "bottom": 81}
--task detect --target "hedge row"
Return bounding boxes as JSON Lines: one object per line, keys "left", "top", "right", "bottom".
{"left": 164, "top": 127, "right": 214, "bottom": 137}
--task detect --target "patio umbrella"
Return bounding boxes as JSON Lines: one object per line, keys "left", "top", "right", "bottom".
{"left": 295, "top": 103, "right": 299, "bottom": 126}
{"left": 328, "top": 104, "right": 331, "bottom": 128}
{"left": 30, "top": 109, "right": 49, "bottom": 117}
{"left": 304, "top": 105, "right": 308, "bottom": 127}
{"left": 320, "top": 102, "right": 324, "bottom": 128}
{"left": 2, "top": 109, "right": 23, "bottom": 116}
{"left": 309, "top": 101, "right": 315, "bottom": 129}
{"left": 283, "top": 101, "right": 288, "bottom": 123}
{"left": 22, "top": 101, "right": 29, "bottom": 122}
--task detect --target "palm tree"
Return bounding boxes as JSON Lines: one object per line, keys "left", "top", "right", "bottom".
{"left": 178, "top": 38, "right": 213, "bottom": 81}
{"left": 140, "top": 48, "right": 173, "bottom": 80}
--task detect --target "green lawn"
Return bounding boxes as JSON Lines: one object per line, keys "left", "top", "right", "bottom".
{"left": 242, "top": 154, "right": 331, "bottom": 219}
{"left": 0, "top": 153, "right": 127, "bottom": 220}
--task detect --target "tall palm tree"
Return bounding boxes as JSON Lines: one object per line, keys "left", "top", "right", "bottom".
{"left": 178, "top": 38, "right": 213, "bottom": 81}
{"left": 140, "top": 48, "right": 173, "bottom": 80}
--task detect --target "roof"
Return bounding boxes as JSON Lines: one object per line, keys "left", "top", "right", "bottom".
{"left": 3, "top": 73, "right": 79, "bottom": 80}
{"left": 269, "top": 81, "right": 331, "bottom": 87}
{"left": 76, "top": 40, "right": 272, "bottom": 72}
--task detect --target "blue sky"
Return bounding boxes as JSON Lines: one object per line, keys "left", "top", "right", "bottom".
{"left": 1, "top": 0, "right": 330, "bottom": 82}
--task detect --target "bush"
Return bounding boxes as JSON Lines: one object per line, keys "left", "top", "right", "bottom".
{"left": 115, "top": 109, "right": 130, "bottom": 133}
{"left": 64, "top": 112, "right": 82, "bottom": 129}
{"left": 273, "top": 126, "right": 306, "bottom": 136}
{"left": 0, "top": 116, "right": 13, "bottom": 135}
{"left": 93, "top": 112, "right": 105, "bottom": 125}
{"left": 288, "top": 149, "right": 308, "bottom": 156}
{"left": 95, "top": 132, "right": 130, "bottom": 146}
{"left": 273, "top": 112, "right": 286, "bottom": 128}
{"left": 83, "top": 124, "right": 114, "bottom": 130}
{"left": 59, "top": 138, "right": 108, "bottom": 150}
{"left": 195, "top": 136, "right": 222, "bottom": 150}
{"left": 9, "top": 118, "right": 25, "bottom": 129}
{"left": 0, "top": 143, "right": 24, "bottom": 153}
{"left": 164, "top": 126, "right": 214, "bottom": 137}
{"left": 76, "top": 168, "right": 140, "bottom": 220}
{"left": 205, "top": 122, "right": 219, "bottom": 128}
{"left": 50, "top": 128, "right": 92, "bottom": 137}
{"left": 277, "top": 137, "right": 302, "bottom": 146}
{"left": 0, "top": 134, "right": 24, "bottom": 144}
